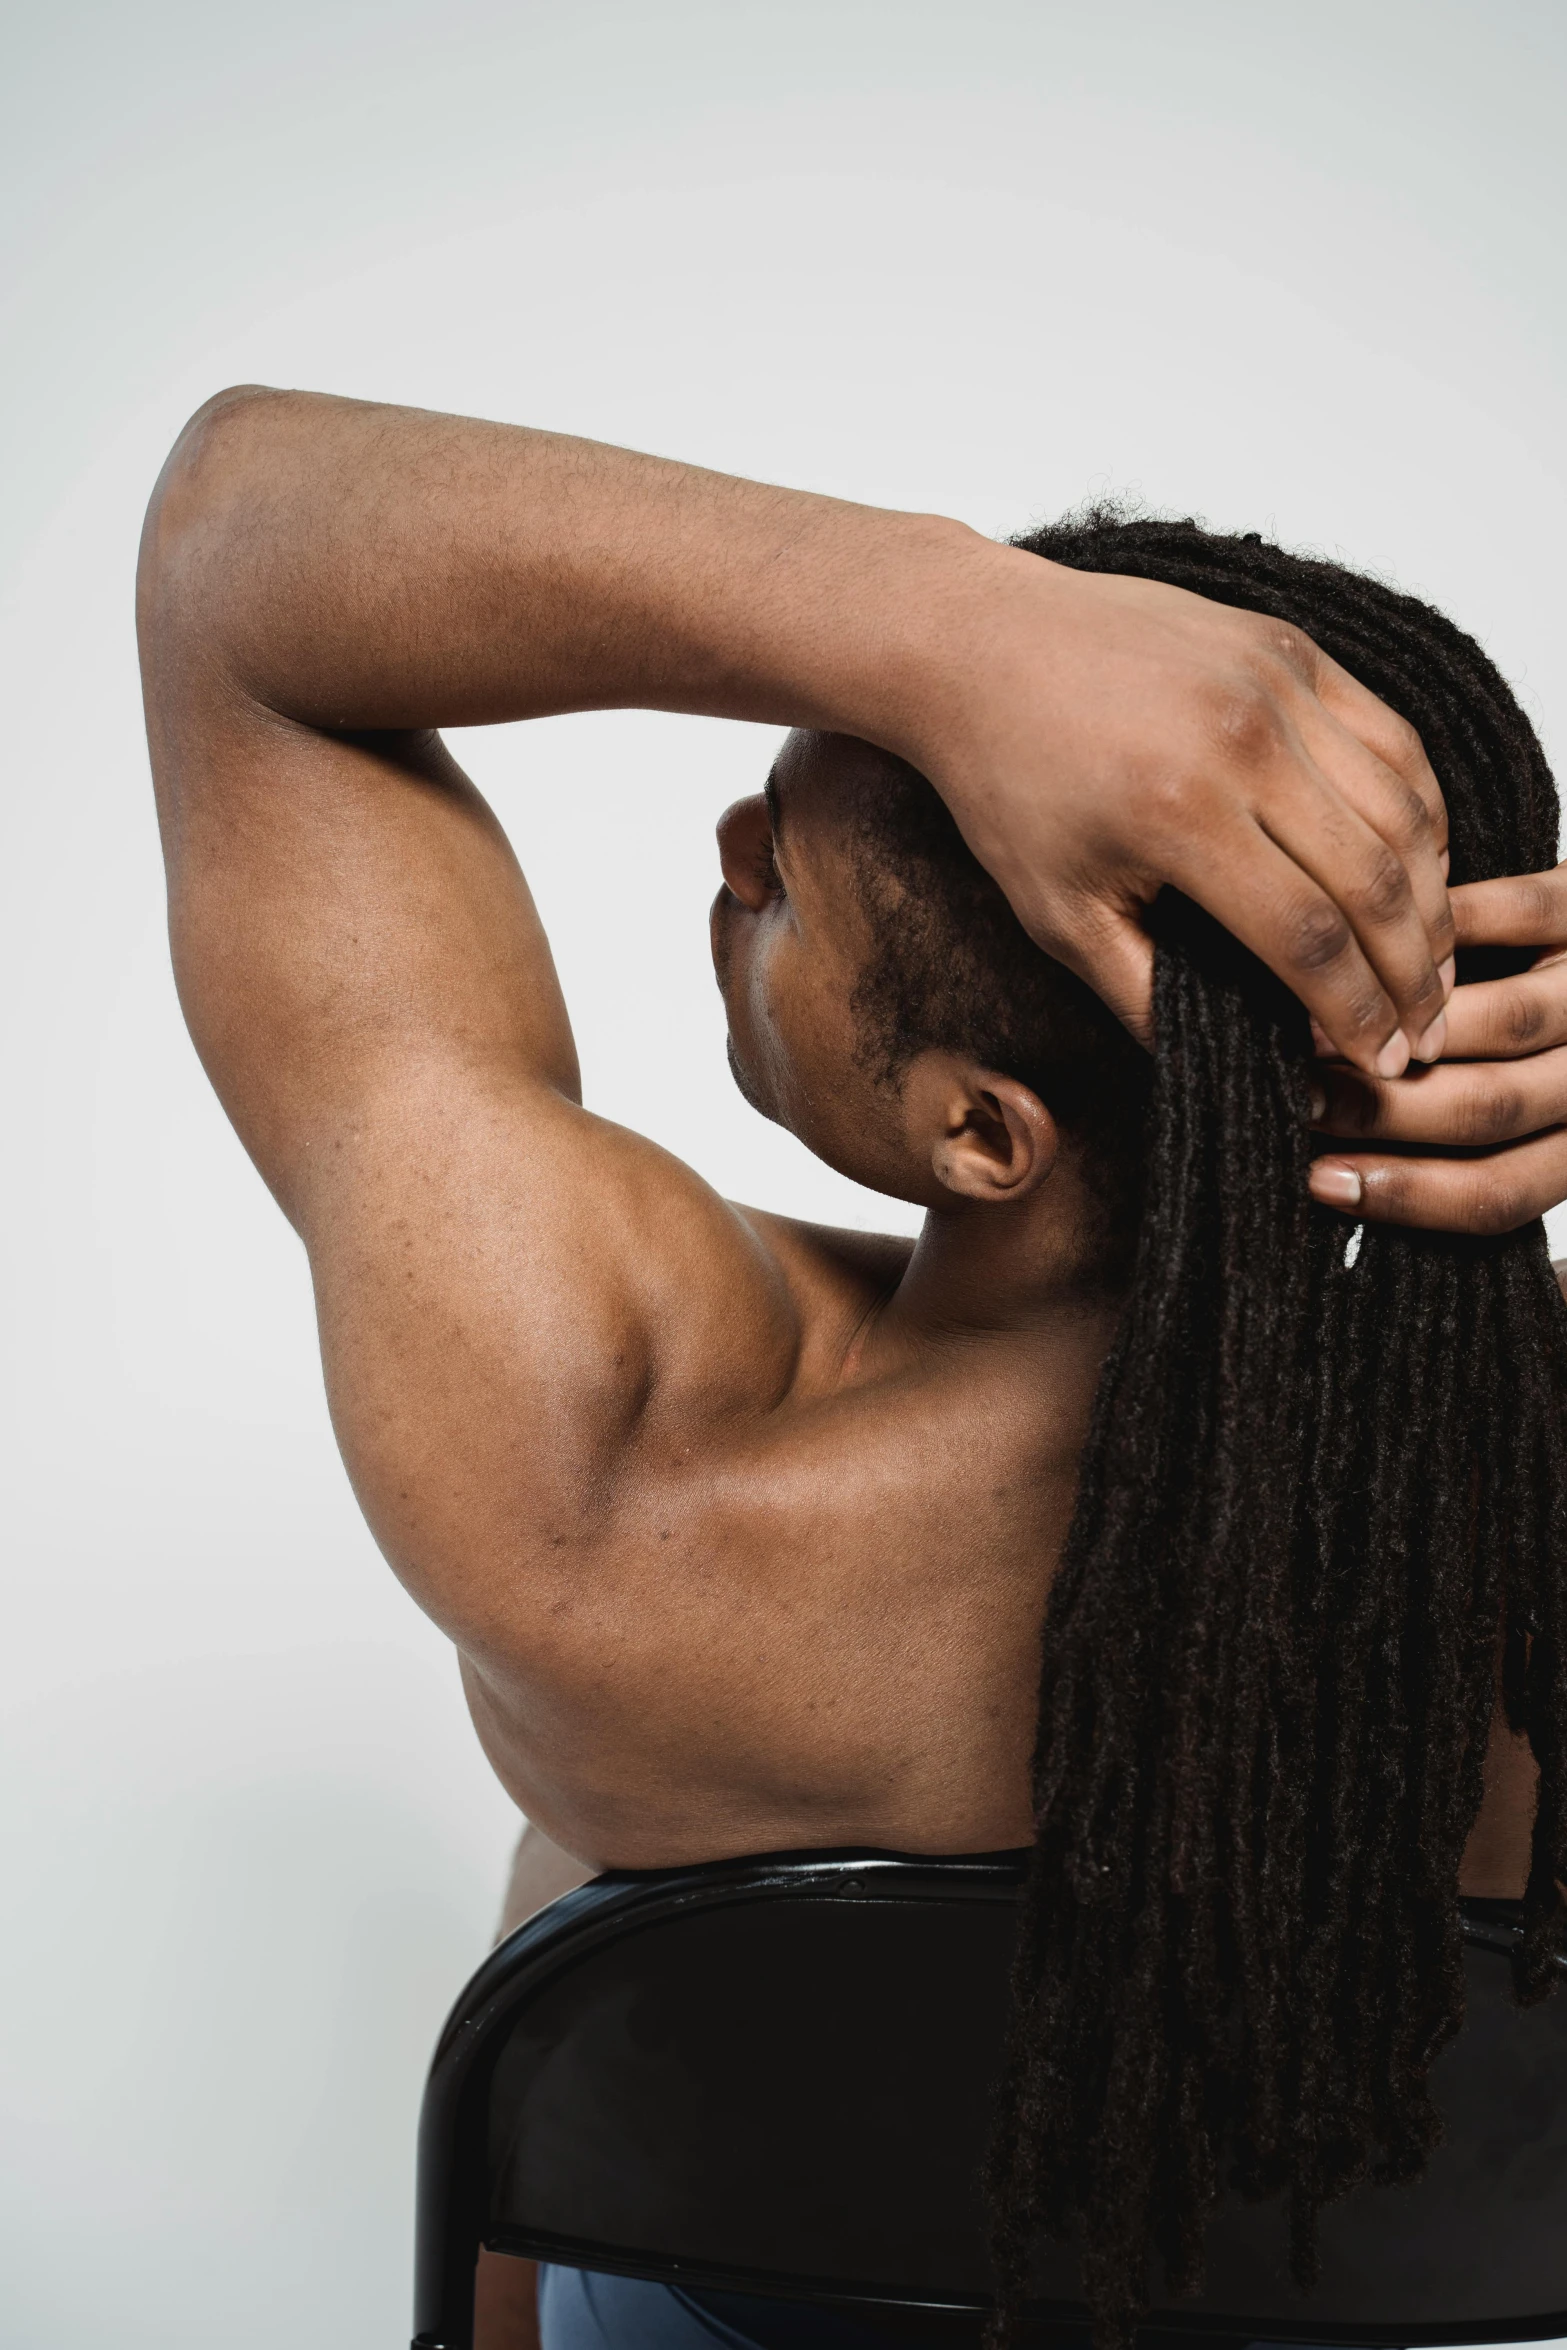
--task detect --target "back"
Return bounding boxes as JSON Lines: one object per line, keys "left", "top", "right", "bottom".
{"left": 455, "top": 1206, "right": 1122, "bottom": 1868}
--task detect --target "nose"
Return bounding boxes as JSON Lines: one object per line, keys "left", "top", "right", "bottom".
{"left": 716, "top": 793, "right": 776, "bottom": 912}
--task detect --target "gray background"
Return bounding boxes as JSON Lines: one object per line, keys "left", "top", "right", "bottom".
{"left": 3, "top": 4, "right": 1564, "bottom": 2343}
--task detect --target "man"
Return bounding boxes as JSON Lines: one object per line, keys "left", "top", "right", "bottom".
{"left": 138, "top": 389, "right": 1567, "bottom": 2344}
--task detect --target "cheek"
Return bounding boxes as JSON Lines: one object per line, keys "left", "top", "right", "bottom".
{"left": 714, "top": 912, "right": 913, "bottom": 1191}
{"left": 712, "top": 889, "right": 776, "bottom": 1022}
{"left": 713, "top": 894, "right": 875, "bottom": 1157}
{"left": 746, "top": 923, "right": 802, "bottom": 1088}
{"left": 757, "top": 946, "right": 865, "bottom": 1139}
{"left": 711, "top": 895, "right": 792, "bottom": 1095}
{"left": 709, "top": 888, "right": 739, "bottom": 991}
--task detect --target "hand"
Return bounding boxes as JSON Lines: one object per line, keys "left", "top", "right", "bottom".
{"left": 147, "top": 393, "right": 1455, "bottom": 1082}
{"left": 1306, "top": 863, "right": 1567, "bottom": 1233}
{"left": 915, "top": 551, "right": 1455, "bottom": 1077}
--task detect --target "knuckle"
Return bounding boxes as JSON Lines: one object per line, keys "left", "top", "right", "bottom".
{"left": 1350, "top": 847, "right": 1413, "bottom": 928}
{"left": 1407, "top": 963, "right": 1447, "bottom": 1019}
{"left": 1285, "top": 897, "right": 1356, "bottom": 977}
{"left": 1143, "top": 763, "right": 1202, "bottom": 831}
{"left": 1254, "top": 619, "right": 1314, "bottom": 676}
{"left": 1383, "top": 783, "right": 1435, "bottom": 852}
{"left": 1501, "top": 987, "right": 1547, "bottom": 1051}
{"left": 1375, "top": 710, "right": 1427, "bottom": 778}
{"left": 1458, "top": 1079, "right": 1524, "bottom": 1146}
{"left": 1206, "top": 683, "right": 1282, "bottom": 767}
{"left": 1524, "top": 876, "right": 1564, "bottom": 933}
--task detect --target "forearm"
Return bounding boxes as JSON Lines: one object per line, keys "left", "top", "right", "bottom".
{"left": 139, "top": 386, "right": 1459, "bottom": 1079}
{"left": 137, "top": 385, "right": 979, "bottom": 755}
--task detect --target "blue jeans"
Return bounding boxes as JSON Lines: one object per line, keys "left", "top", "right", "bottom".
{"left": 536, "top": 2268, "right": 1352, "bottom": 2350}
{"left": 536, "top": 2264, "right": 955, "bottom": 2348}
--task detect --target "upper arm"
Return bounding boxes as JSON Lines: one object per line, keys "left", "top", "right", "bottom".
{"left": 143, "top": 657, "right": 581, "bottom": 1223}
{"left": 135, "top": 384, "right": 590, "bottom": 1215}
{"left": 136, "top": 399, "right": 783, "bottom": 1606}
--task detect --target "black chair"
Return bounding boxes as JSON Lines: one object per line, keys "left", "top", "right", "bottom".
{"left": 412, "top": 1849, "right": 1567, "bottom": 2349}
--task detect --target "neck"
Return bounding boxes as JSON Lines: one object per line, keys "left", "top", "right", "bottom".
{"left": 878, "top": 1161, "right": 1130, "bottom": 1357}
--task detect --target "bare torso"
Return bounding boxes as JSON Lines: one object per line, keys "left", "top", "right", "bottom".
{"left": 456, "top": 1203, "right": 1539, "bottom": 1895}
{"left": 453, "top": 1211, "right": 1119, "bottom": 1869}
{"left": 135, "top": 389, "right": 1543, "bottom": 1915}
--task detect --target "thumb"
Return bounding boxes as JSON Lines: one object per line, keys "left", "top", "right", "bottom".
{"left": 1049, "top": 904, "right": 1155, "bottom": 1051}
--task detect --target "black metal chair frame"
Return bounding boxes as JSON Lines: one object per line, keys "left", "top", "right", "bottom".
{"left": 412, "top": 1849, "right": 1567, "bottom": 2350}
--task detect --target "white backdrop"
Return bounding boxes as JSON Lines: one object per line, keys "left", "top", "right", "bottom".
{"left": 3, "top": 5, "right": 1565, "bottom": 2344}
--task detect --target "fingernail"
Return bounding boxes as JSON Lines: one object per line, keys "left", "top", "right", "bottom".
{"left": 1414, "top": 1010, "right": 1447, "bottom": 1062}
{"left": 1307, "top": 1083, "right": 1327, "bottom": 1123}
{"left": 1310, "top": 1162, "right": 1363, "bottom": 1209}
{"left": 1374, "top": 1031, "right": 1410, "bottom": 1079}
{"left": 1439, "top": 955, "right": 1456, "bottom": 995}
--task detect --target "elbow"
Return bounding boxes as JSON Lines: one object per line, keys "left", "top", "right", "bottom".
{"left": 136, "top": 384, "right": 294, "bottom": 678}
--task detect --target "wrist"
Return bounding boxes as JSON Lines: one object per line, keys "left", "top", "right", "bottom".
{"left": 854, "top": 525, "right": 1084, "bottom": 850}
{"left": 817, "top": 512, "right": 1021, "bottom": 767}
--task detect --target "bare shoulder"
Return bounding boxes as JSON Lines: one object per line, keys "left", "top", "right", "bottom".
{"left": 311, "top": 1081, "right": 801, "bottom": 1486}
{"left": 731, "top": 1204, "right": 913, "bottom": 1360}
{"left": 308, "top": 1083, "right": 910, "bottom": 1646}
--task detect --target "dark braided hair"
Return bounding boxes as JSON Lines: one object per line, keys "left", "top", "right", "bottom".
{"left": 844, "top": 513, "right": 1567, "bottom": 2347}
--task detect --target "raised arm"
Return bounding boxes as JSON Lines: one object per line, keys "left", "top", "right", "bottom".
{"left": 142, "top": 387, "right": 1454, "bottom": 1092}
{"left": 136, "top": 388, "right": 1461, "bottom": 1846}
{"left": 137, "top": 386, "right": 969, "bottom": 1217}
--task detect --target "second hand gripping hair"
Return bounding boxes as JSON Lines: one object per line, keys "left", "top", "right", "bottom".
{"left": 975, "top": 515, "right": 1567, "bottom": 2349}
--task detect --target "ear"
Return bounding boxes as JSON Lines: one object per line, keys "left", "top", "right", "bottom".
{"left": 900, "top": 1053, "right": 1059, "bottom": 1203}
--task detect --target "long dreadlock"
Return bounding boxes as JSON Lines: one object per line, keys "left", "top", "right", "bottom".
{"left": 846, "top": 512, "right": 1567, "bottom": 2347}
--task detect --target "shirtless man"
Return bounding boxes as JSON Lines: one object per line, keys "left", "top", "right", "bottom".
{"left": 137, "top": 388, "right": 1567, "bottom": 2336}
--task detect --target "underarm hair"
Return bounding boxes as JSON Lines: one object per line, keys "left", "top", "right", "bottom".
{"left": 971, "top": 514, "right": 1567, "bottom": 2348}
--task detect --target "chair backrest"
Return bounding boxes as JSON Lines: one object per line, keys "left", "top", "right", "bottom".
{"left": 411, "top": 1850, "right": 1567, "bottom": 2350}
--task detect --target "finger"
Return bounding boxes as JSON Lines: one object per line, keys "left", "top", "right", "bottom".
{"left": 1310, "top": 649, "right": 1449, "bottom": 860}
{"left": 1310, "top": 1044, "right": 1567, "bottom": 1148}
{"left": 1170, "top": 820, "right": 1415, "bottom": 1078}
{"left": 1251, "top": 764, "right": 1448, "bottom": 1070}
{"left": 1305, "top": 650, "right": 1455, "bottom": 1039}
{"left": 1451, "top": 865, "right": 1567, "bottom": 949}
{"left": 1437, "top": 963, "right": 1567, "bottom": 1060}
{"left": 1052, "top": 897, "right": 1156, "bottom": 1051}
{"left": 1296, "top": 702, "right": 1454, "bottom": 989}
{"left": 1307, "top": 1126, "right": 1567, "bottom": 1235}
